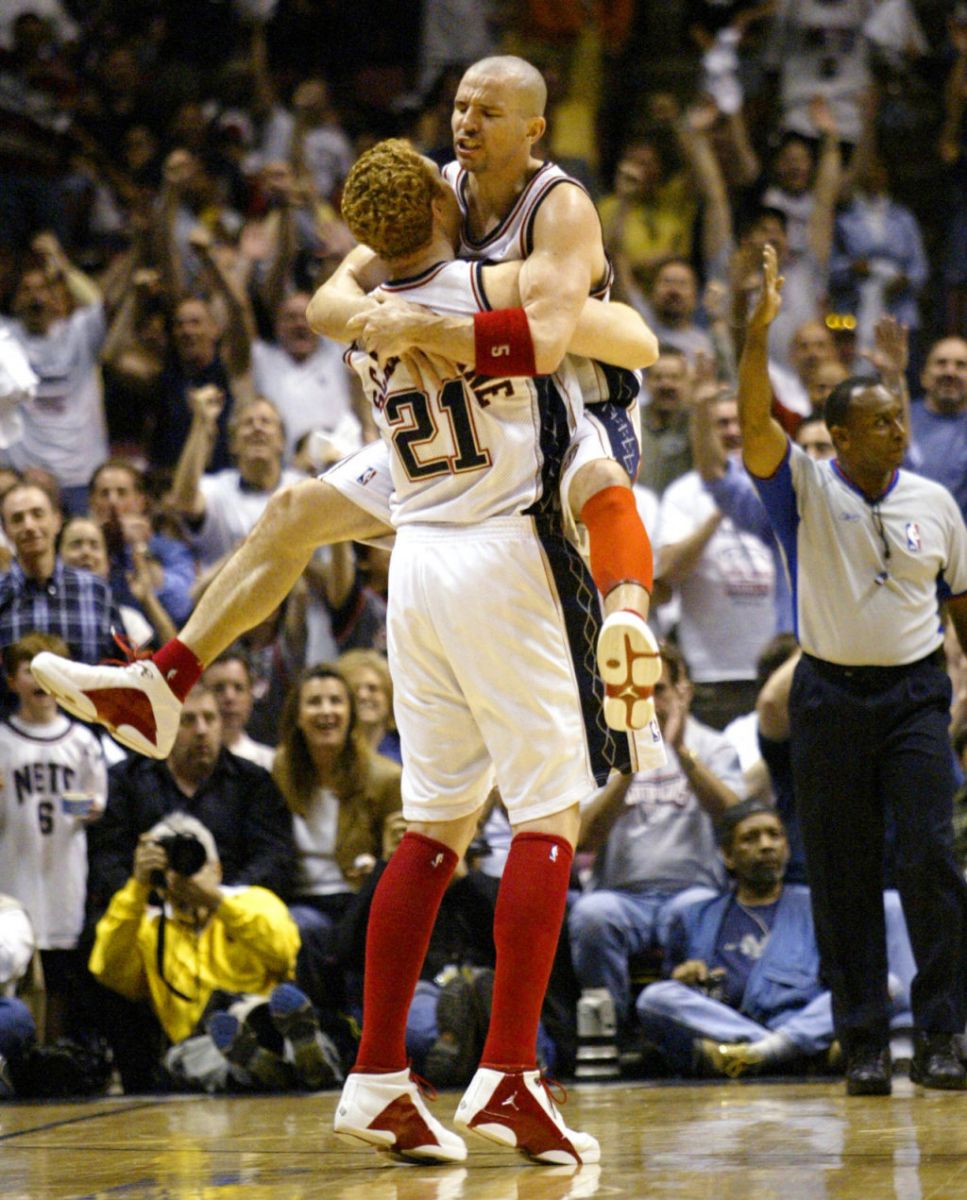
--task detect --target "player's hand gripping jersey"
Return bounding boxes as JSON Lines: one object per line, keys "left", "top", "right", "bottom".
{"left": 346, "top": 260, "right": 585, "bottom": 526}
{"left": 329, "top": 159, "right": 643, "bottom": 530}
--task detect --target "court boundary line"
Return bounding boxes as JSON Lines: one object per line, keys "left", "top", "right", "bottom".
{"left": 0, "top": 1099, "right": 162, "bottom": 1142}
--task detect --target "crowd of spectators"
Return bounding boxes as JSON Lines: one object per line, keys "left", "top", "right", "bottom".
{"left": 1, "top": 0, "right": 967, "bottom": 1097}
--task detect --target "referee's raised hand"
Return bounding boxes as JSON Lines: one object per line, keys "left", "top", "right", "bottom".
{"left": 749, "top": 244, "right": 784, "bottom": 331}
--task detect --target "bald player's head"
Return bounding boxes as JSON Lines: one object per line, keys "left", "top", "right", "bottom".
{"left": 461, "top": 56, "right": 547, "bottom": 118}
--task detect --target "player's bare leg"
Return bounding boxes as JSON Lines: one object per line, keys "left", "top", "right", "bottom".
{"left": 568, "top": 459, "right": 661, "bottom": 733}
{"left": 31, "top": 479, "right": 391, "bottom": 758}
{"left": 180, "top": 478, "right": 390, "bottom": 663}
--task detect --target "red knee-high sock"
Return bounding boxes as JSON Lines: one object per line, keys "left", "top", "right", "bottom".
{"left": 580, "top": 485, "right": 654, "bottom": 598}
{"left": 354, "top": 831, "right": 458, "bottom": 1073}
{"left": 151, "top": 639, "right": 204, "bottom": 702}
{"left": 480, "top": 832, "right": 574, "bottom": 1072}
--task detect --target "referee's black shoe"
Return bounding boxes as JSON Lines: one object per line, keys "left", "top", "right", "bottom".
{"left": 845, "top": 1044, "right": 892, "bottom": 1096}
{"left": 910, "top": 1032, "right": 967, "bottom": 1090}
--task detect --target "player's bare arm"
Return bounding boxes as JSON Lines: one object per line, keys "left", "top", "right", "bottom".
{"left": 310, "top": 243, "right": 657, "bottom": 371}
{"left": 482, "top": 259, "right": 657, "bottom": 368}
{"left": 516, "top": 182, "right": 602, "bottom": 373}
{"left": 325, "top": 182, "right": 604, "bottom": 374}
{"left": 305, "top": 244, "right": 389, "bottom": 340}
{"left": 396, "top": 252, "right": 657, "bottom": 369}
{"left": 569, "top": 301, "right": 658, "bottom": 369}
{"left": 738, "top": 244, "right": 788, "bottom": 478}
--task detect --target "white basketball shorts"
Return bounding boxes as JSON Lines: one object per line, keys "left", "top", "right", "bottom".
{"left": 388, "top": 516, "right": 607, "bottom": 825}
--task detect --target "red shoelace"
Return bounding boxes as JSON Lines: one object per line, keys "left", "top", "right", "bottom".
{"left": 104, "top": 627, "right": 153, "bottom": 666}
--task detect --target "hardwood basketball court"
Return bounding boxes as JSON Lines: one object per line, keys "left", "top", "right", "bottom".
{"left": 3, "top": 1076, "right": 966, "bottom": 1199}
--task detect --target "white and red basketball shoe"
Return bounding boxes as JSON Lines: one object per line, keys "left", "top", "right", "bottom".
{"left": 596, "top": 610, "right": 661, "bottom": 731}
{"left": 334, "top": 1068, "right": 467, "bottom": 1163}
{"left": 454, "top": 1067, "right": 600, "bottom": 1166}
{"left": 30, "top": 653, "right": 182, "bottom": 759}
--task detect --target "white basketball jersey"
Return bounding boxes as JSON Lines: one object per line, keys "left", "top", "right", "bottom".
{"left": 441, "top": 160, "right": 613, "bottom": 298}
{"left": 346, "top": 261, "right": 583, "bottom": 526}
{"left": 441, "top": 159, "right": 629, "bottom": 410}
{"left": 0, "top": 715, "right": 107, "bottom": 949}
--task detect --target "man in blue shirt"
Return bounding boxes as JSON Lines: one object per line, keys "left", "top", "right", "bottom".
{"left": 0, "top": 482, "right": 122, "bottom": 667}
{"left": 87, "top": 460, "right": 195, "bottom": 628}
{"left": 636, "top": 800, "right": 835, "bottom": 1077}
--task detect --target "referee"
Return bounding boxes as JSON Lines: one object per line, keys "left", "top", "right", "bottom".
{"left": 738, "top": 245, "right": 967, "bottom": 1096}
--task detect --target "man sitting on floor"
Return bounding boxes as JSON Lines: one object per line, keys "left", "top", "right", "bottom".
{"left": 635, "top": 800, "right": 911, "bottom": 1077}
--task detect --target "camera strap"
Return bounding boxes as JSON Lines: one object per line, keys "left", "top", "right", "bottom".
{"left": 155, "top": 905, "right": 196, "bottom": 1003}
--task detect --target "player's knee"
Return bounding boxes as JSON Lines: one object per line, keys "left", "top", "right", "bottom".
{"left": 260, "top": 479, "right": 321, "bottom": 546}
{"left": 569, "top": 459, "right": 632, "bottom": 518}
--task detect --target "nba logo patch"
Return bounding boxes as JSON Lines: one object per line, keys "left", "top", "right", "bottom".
{"left": 357, "top": 467, "right": 377, "bottom": 486}
{"left": 905, "top": 522, "right": 922, "bottom": 552}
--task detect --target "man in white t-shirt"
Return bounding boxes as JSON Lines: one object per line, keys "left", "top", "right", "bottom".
{"left": 169, "top": 390, "right": 302, "bottom": 571}
{"left": 571, "top": 642, "right": 743, "bottom": 1043}
{"left": 252, "top": 292, "right": 364, "bottom": 463}
{"left": 0, "top": 238, "right": 109, "bottom": 513}
{"left": 655, "top": 391, "right": 777, "bottom": 728}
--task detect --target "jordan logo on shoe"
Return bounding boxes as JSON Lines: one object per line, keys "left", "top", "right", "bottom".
{"left": 604, "top": 634, "right": 657, "bottom": 707}
{"left": 549, "top": 846, "right": 558, "bottom": 863}
{"left": 468, "top": 1073, "right": 587, "bottom": 1165}
{"left": 166, "top": 669, "right": 178, "bottom": 682}
{"left": 431, "top": 853, "right": 444, "bottom": 868}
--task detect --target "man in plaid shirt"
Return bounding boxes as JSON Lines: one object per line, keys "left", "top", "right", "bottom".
{"left": 0, "top": 483, "right": 122, "bottom": 668}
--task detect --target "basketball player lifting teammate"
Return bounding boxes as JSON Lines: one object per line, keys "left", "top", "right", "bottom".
{"left": 31, "top": 55, "right": 660, "bottom": 762}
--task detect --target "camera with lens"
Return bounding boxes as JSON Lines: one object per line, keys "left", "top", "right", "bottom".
{"left": 150, "top": 831, "right": 208, "bottom": 887}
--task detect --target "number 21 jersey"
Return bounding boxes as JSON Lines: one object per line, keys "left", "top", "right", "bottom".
{"left": 345, "top": 259, "right": 583, "bottom": 527}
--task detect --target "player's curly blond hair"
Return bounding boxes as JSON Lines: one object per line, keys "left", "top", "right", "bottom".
{"left": 340, "top": 138, "right": 441, "bottom": 261}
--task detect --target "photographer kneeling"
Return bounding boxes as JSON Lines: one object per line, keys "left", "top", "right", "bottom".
{"left": 89, "top": 814, "right": 341, "bottom": 1092}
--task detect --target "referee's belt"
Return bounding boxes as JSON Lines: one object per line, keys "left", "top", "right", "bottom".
{"left": 801, "top": 647, "right": 945, "bottom": 692}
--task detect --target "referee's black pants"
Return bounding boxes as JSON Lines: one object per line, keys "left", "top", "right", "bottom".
{"left": 790, "top": 651, "right": 967, "bottom": 1054}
